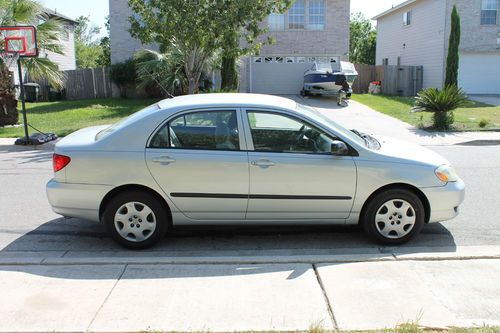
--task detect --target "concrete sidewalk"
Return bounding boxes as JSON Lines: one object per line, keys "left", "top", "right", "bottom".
{"left": 294, "top": 96, "right": 500, "bottom": 146}
{"left": 0, "top": 257, "right": 498, "bottom": 332}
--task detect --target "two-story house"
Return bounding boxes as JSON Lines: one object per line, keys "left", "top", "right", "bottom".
{"left": 373, "top": 0, "right": 500, "bottom": 95}
{"left": 109, "top": 0, "right": 350, "bottom": 95}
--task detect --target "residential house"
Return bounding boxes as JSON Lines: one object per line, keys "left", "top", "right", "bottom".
{"left": 373, "top": 0, "right": 500, "bottom": 94}
{"left": 109, "top": 0, "right": 350, "bottom": 95}
{"left": 42, "top": 8, "right": 78, "bottom": 71}
{"left": 11, "top": 8, "right": 77, "bottom": 85}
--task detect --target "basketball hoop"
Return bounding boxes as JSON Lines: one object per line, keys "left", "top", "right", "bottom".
{"left": 0, "top": 26, "right": 54, "bottom": 145}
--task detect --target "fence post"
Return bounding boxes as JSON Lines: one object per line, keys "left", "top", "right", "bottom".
{"left": 102, "top": 67, "right": 107, "bottom": 98}
{"left": 91, "top": 68, "right": 97, "bottom": 99}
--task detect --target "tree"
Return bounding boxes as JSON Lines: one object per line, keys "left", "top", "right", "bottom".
{"left": 444, "top": 5, "right": 461, "bottom": 87}
{"left": 74, "top": 15, "right": 110, "bottom": 68}
{"left": 0, "top": 0, "right": 65, "bottom": 126}
{"left": 128, "top": 0, "right": 291, "bottom": 94}
{"left": 349, "top": 13, "right": 376, "bottom": 65}
{"left": 129, "top": 0, "right": 220, "bottom": 94}
{"left": 218, "top": 1, "right": 292, "bottom": 91}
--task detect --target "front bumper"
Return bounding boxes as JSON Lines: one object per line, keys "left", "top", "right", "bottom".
{"left": 46, "top": 179, "right": 113, "bottom": 222}
{"left": 421, "top": 179, "right": 465, "bottom": 223}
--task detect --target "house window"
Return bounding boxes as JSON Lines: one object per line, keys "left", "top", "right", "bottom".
{"left": 403, "top": 10, "right": 412, "bottom": 26}
{"left": 289, "top": 0, "right": 305, "bottom": 29}
{"left": 308, "top": 0, "right": 325, "bottom": 30}
{"left": 382, "top": 58, "right": 389, "bottom": 65}
{"left": 481, "top": 0, "right": 498, "bottom": 25}
{"left": 268, "top": 13, "right": 285, "bottom": 31}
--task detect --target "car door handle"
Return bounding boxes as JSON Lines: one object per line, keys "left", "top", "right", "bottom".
{"left": 251, "top": 159, "right": 275, "bottom": 168}
{"left": 152, "top": 156, "right": 176, "bottom": 165}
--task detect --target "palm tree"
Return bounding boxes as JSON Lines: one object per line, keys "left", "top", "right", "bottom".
{"left": 0, "top": 0, "right": 65, "bottom": 125}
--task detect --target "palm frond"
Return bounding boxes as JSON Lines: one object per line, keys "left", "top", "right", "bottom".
{"left": 22, "top": 56, "right": 65, "bottom": 88}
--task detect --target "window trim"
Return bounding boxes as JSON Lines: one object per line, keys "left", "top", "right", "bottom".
{"left": 307, "top": 0, "right": 326, "bottom": 31}
{"left": 268, "top": 12, "right": 286, "bottom": 31}
{"left": 288, "top": 0, "right": 306, "bottom": 30}
{"left": 480, "top": 0, "right": 498, "bottom": 25}
{"left": 146, "top": 108, "right": 247, "bottom": 152}
{"left": 244, "top": 109, "right": 352, "bottom": 156}
{"left": 403, "top": 10, "right": 412, "bottom": 26}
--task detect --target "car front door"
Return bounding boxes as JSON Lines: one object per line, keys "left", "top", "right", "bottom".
{"left": 146, "top": 109, "right": 249, "bottom": 221}
{"left": 243, "top": 110, "right": 357, "bottom": 221}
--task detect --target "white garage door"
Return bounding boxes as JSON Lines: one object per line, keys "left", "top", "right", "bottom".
{"left": 458, "top": 53, "right": 500, "bottom": 94}
{"left": 251, "top": 56, "right": 340, "bottom": 95}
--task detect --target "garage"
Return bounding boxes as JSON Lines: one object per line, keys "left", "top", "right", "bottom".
{"left": 458, "top": 53, "right": 500, "bottom": 95}
{"left": 250, "top": 56, "right": 340, "bottom": 95}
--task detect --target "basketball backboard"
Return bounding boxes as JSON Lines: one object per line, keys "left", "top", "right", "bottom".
{"left": 0, "top": 26, "right": 38, "bottom": 57}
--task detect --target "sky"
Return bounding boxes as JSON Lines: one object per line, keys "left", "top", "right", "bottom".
{"left": 40, "top": 0, "right": 109, "bottom": 37}
{"left": 38, "top": 0, "right": 407, "bottom": 36}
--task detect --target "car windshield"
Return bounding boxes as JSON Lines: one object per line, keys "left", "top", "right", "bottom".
{"left": 296, "top": 103, "right": 368, "bottom": 147}
{"left": 95, "top": 103, "right": 160, "bottom": 140}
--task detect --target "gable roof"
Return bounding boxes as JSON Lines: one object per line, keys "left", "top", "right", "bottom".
{"left": 372, "top": 0, "right": 419, "bottom": 20}
{"left": 43, "top": 8, "right": 78, "bottom": 25}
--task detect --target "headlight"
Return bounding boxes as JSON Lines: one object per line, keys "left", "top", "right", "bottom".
{"left": 435, "top": 165, "right": 459, "bottom": 183}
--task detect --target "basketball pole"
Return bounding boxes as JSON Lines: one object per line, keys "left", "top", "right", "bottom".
{"left": 16, "top": 56, "right": 29, "bottom": 144}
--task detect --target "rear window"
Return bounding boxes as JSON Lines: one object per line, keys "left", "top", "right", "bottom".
{"left": 95, "top": 104, "right": 160, "bottom": 140}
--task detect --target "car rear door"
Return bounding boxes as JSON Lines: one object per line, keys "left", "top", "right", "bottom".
{"left": 146, "top": 108, "right": 249, "bottom": 221}
{"left": 243, "top": 109, "right": 357, "bottom": 221}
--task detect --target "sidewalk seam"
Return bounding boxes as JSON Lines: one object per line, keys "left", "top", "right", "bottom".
{"left": 312, "top": 263, "right": 338, "bottom": 331}
{"left": 85, "top": 264, "right": 128, "bottom": 332}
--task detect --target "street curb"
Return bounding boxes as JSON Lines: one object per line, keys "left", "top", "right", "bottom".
{"left": 0, "top": 247, "right": 499, "bottom": 265}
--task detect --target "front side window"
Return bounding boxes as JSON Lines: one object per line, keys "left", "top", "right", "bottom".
{"left": 150, "top": 110, "right": 239, "bottom": 150}
{"left": 403, "top": 10, "right": 412, "bottom": 26}
{"left": 289, "top": 0, "right": 305, "bottom": 29}
{"left": 268, "top": 13, "right": 285, "bottom": 31}
{"left": 308, "top": 0, "right": 325, "bottom": 30}
{"left": 481, "top": 0, "right": 498, "bottom": 25}
{"left": 247, "top": 111, "right": 337, "bottom": 154}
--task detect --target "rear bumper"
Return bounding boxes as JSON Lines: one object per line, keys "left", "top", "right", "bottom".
{"left": 46, "top": 179, "right": 113, "bottom": 222}
{"left": 421, "top": 179, "right": 465, "bottom": 223}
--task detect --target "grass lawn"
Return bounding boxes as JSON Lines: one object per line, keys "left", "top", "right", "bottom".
{"left": 0, "top": 98, "right": 158, "bottom": 138}
{"left": 351, "top": 94, "right": 500, "bottom": 132}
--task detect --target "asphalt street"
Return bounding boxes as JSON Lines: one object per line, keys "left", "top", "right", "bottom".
{"left": 0, "top": 143, "right": 499, "bottom": 257}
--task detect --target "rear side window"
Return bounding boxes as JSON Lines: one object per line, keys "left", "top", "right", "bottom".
{"left": 150, "top": 110, "right": 240, "bottom": 150}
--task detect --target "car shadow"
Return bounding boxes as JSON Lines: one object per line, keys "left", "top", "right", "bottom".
{"left": 0, "top": 217, "right": 457, "bottom": 280}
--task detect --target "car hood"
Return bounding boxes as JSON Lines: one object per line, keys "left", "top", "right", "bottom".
{"left": 372, "top": 135, "right": 450, "bottom": 167}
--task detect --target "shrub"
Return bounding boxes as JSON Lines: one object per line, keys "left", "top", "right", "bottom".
{"left": 479, "top": 118, "right": 490, "bottom": 128}
{"left": 110, "top": 59, "right": 137, "bottom": 98}
{"left": 412, "top": 85, "right": 469, "bottom": 131}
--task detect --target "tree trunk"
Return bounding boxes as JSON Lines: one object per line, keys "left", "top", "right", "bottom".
{"left": 0, "top": 61, "right": 18, "bottom": 126}
{"left": 221, "top": 55, "right": 238, "bottom": 91}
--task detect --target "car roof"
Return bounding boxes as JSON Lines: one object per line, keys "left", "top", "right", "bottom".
{"left": 157, "top": 93, "right": 297, "bottom": 111}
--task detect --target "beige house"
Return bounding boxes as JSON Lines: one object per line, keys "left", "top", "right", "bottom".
{"left": 373, "top": 0, "right": 500, "bottom": 94}
{"left": 109, "top": 0, "right": 350, "bottom": 95}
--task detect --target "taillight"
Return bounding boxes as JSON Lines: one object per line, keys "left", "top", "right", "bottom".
{"left": 53, "top": 153, "right": 71, "bottom": 172}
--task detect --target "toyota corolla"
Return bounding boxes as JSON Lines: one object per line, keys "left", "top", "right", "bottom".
{"left": 46, "top": 94, "right": 465, "bottom": 248}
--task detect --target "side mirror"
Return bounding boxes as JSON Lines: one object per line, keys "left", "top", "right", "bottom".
{"left": 331, "top": 141, "right": 350, "bottom": 156}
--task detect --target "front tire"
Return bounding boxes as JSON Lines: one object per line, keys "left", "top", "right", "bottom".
{"left": 363, "top": 189, "right": 425, "bottom": 245}
{"left": 103, "top": 191, "right": 168, "bottom": 249}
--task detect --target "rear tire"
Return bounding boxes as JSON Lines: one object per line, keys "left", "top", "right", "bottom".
{"left": 363, "top": 189, "right": 425, "bottom": 245}
{"left": 103, "top": 191, "right": 168, "bottom": 249}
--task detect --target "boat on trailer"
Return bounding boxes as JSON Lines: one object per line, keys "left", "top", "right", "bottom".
{"left": 301, "top": 61, "right": 358, "bottom": 104}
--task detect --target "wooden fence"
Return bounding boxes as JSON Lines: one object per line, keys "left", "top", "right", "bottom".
{"left": 27, "top": 67, "right": 112, "bottom": 101}
{"left": 352, "top": 64, "right": 423, "bottom": 96}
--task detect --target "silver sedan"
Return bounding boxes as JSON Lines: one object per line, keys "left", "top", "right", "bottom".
{"left": 46, "top": 94, "right": 465, "bottom": 248}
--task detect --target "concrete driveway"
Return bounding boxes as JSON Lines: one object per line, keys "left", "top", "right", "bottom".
{"left": 469, "top": 95, "right": 500, "bottom": 107}
{"left": 291, "top": 95, "right": 500, "bottom": 146}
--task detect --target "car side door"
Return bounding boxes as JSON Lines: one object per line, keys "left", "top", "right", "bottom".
{"left": 243, "top": 109, "right": 357, "bottom": 221}
{"left": 145, "top": 108, "right": 249, "bottom": 221}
